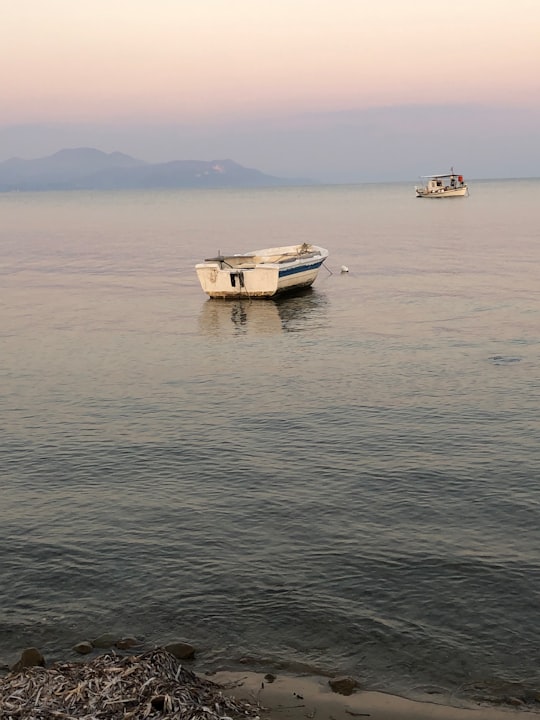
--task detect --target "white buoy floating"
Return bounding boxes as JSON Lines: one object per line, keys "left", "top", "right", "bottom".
{"left": 340, "top": 265, "right": 349, "bottom": 273}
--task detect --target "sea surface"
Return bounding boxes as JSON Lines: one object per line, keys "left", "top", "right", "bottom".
{"left": 1, "top": 180, "right": 540, "bottom": 707}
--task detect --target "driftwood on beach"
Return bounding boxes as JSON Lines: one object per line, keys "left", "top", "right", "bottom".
{"left": 0, "top": 648, "right": 260, "bottom": 720}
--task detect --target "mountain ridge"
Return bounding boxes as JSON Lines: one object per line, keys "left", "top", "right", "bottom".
{"left": 0, "top": 148, "right": 313, "bottom": 191}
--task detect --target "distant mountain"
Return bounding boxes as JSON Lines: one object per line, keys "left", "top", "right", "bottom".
{"left": 0, "top": 148, "right": 312, "bottom": 191}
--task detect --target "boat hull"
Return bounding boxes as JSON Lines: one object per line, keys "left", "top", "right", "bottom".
{"left": 416, "top": 185, "right": 468, "bottom": 198}
{"left": 195, "top": 244, "right": 328, "bottom": 299}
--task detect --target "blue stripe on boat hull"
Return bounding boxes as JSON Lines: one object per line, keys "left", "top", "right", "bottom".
{"left": 278, "top": 260, "right": 324, "bottom": 278}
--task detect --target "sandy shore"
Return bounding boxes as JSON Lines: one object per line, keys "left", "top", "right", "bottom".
{"left": 2, "top": 646, "right": 538, "bottom": 719}
{"left": 213, "top": 670, "right": 539, "bottom": 720}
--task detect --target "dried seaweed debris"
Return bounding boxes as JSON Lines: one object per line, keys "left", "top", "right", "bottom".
{"left": 0, "top": 648, "right": 260, "bottom": 720}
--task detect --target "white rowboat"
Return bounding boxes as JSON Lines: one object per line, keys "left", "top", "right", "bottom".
{"left": 196, "top": 243, "right": 328, "bottom": 299}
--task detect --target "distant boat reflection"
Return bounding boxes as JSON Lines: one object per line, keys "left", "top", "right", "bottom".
{"left": 198, "top": 288, "right": 329, "bottom": 336}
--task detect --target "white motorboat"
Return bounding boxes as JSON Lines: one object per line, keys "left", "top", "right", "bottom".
{"left": 415, "top": 171, "right": 468, "bottom": 198}
{"left": 195, "top": 242, "right": 328, "bottom": 299}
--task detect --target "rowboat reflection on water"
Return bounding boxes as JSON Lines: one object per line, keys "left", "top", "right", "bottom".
{"left": 198, "top": 288, "right": 328, "bottom": 336}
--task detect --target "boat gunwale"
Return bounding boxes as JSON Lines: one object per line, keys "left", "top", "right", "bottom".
{"left": 197, "top": 245, "right": 328, "bottom": 270}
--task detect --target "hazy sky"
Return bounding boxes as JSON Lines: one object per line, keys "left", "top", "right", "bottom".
{"left": 1, "top": 0, "right": 539, "bottom": 181}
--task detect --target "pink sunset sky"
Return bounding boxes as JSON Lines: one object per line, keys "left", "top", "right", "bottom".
{"left": 1, "top": 0, "right": 539, "bottom": 181}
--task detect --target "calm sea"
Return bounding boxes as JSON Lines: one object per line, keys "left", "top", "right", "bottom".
{"left": 1, "top": 180, "right": 539, "bottom": 705}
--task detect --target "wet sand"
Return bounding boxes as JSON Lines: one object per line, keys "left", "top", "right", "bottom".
{"left": 214, "top": 670, "right": 539, "bottom": 720}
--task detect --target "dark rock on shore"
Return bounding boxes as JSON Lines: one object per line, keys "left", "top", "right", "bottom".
{"left": 73, "top": 641, "right": 94, "bottom": 655}
{"left": 164, "top": 641, "right": 196, "bottom": 659}
{"left": 10, "top": 647, "right": 45, "bottom": 673}
{"left": 92, "top": 633, "right": 118, "bottom": 648}
{"left": 328, "top": 675, "right": 360, "bottom": 695}
{"left": 115, "top": 637, "right": 140, "bottom": 650}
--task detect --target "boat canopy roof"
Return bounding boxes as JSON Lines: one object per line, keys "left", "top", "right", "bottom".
{"left": 421, "top": 172, "right": 463, "bottom": 178}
